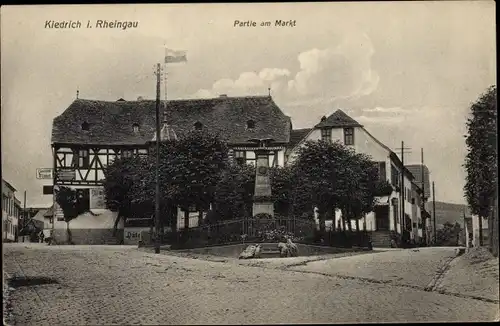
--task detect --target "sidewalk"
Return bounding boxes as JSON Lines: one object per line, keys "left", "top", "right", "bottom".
{"left": 437, "top": 247, "right": 499, "bottom": 302}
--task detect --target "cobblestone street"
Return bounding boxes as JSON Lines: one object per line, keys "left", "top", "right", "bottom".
{"left": 3, "top": 243, "right": 499, "bottom": 325}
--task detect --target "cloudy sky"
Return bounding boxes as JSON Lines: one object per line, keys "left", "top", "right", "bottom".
{"left": 1, "top": 2, "right": 496, "bottom": 207}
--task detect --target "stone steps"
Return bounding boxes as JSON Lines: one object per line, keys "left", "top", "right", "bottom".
{"left": 371, "top": 231, "right": 392, "bottom": 248}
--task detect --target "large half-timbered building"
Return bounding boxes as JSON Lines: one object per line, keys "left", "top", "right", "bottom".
{"left": 50, "top": 95, "right": 292, "bottom": 244}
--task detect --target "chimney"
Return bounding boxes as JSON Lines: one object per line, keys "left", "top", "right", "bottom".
{"left": 137, "top": 96, "right": 144, "bottom": 101}
{"left": 219, "top": 94, "right": 228, "bottom": 98}
{"left": 321, "top": 116, "right": 327, "bottom": 122}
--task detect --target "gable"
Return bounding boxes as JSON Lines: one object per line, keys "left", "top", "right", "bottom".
{"left": 315, "top": 109, "right": 363, "bottom": 128}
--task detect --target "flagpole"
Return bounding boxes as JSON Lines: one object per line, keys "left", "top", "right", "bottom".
{"left": 164, "top": 44, "right": 167, "bottom": 105}
{"left": 154, "top": 63, "right": 161, "bottom": 254}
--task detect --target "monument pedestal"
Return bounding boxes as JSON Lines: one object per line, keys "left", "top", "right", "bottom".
{"left": 252, "top": 149, "right": 274, "bottom": 217}
{"left": 253, "top": 201, "right": 274, "bottom": 216}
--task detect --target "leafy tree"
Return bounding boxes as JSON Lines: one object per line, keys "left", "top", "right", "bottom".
{"left": 103, "top": 155, "right": 149, "bottom": 237}
{"left": 54, "top": 186, "right": 81, "bottom": 244}
{"left": 464, "top": 85, "right": 497, "bottom": 246}
{"left": 169, "top": 131, "right": 229, "bottom": 227}
{"left": 214, "top": 163, "right": 255, "bottom": 221}
{"left": 291, "top": 140, "right": 351, "bottom": 231}
{"left": 340, "top": 153, "right": 382, "bottom": 231}
{"left": 126, "top": 131, "right": 229, "bottom": 234}
{"left": 436, "top": 221, "right": 462, "bottom": 246}
{"left": 269, "top": 166, "right": 294, "bottom": 216}
{"left": 290, "top": 140, "right": 388, "bottom": 232}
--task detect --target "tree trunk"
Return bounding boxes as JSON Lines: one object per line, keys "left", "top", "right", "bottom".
{"left": 149, "top": 213, "right": 154, "bottom": 240}
{"left": 198, "top": 210, "right": 203, "bottom": 227}
{"left": 346, "top": 209, "right": 352, "bottom": 232}
{"left": 112, "top": 214, "right": 123, "bottom": 237}
{"left": 478, "top": 215, "right": 484, "bottom": 246}
{"left": 355, "top": 218, "right": 360, "bottom": 232}
{"left": 493, "top": 199, "right": 499, "bottom": 257}
{"left": 315, "top": 207, "right": 325, "bottom": 233}
{"left": 489, "top": 213, "right": 493, "bottom": 253}
{"left": 332, "top": 208, "right": 336, "bottom": 232}
{"left": 184, "top": 210, "right": 190, "bottom": 230}
{"left": 66, "top": 221, "right": 72, "bottom": 244}
{"left": 338, "top": 209, "right": 344, "bottom": 231}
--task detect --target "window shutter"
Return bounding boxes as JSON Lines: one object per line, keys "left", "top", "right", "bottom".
{"left": 378, "top": 162, "right": 386, "bottom": 181}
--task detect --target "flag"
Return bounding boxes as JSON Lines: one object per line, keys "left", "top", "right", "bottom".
{"left": 165, "top": 48, "right": 187, "bottom": 63}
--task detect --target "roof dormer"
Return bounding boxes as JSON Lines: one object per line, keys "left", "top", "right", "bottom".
{"left": 81, "top": 122, "right": 90, "bottom": 131}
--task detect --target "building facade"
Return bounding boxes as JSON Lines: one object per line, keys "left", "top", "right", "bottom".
{"left": 287, "top": 110, "right": 423, "bottom": 247}
{"left": 465, "top": 215, "right": 490, "bottom": 249}
{"left": 406, "top": 164, "right": 432, "bottom": 245}
{"left": 2, "top": 179, "right": 20, "bottom": 242}
{"left": 50, "top": 95, "right": 291, "bottom": 244}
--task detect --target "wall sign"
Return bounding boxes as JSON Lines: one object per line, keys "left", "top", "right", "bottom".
{"left": 90, "top": 188, "right": 105, "bottom": 209}
{"left": 36, "top": 168, "right": 53, "bottom": 179}
{"left": 58, "top": 168, "right": 76, "bottom": 181}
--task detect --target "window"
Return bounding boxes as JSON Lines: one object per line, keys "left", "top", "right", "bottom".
{"left": 234, "top": 151, "right": 245, "bottom": 165}
{"left": 378, "top": 162, "right": 386, "bottom": 181}
{"left": 344, "top": 128, "right": 354, "bottom": 145}
{"left": 78, "top": 149, "right": 90, "bottom": 168}
{"left": 121, "top": 149, "right": 133, "bottom": 158}
{"left": 391, "top": 165, "right": 399, "bottom": 187}
{"left": 133, "top": 124, "right": 139, "bottom": 133}
{"left": 411, "top": 198, "right": 416, "bottom": 205}
{"left": 245, "top": 151, "right": 256, "bottom": 166}
{"left": 194, "top": 121, "right": 203, "bottom": 130}
{"left": 81, "top": 122, "right": 90, "bottom": 131}
{"left": 246, "top": 120, "right": 255, "bottom": 130}
{"left": 321, "top": 128, "right": 332, "bottom": 143}
{"left": 405, "top": 214, "right": 411, "bottom": 231}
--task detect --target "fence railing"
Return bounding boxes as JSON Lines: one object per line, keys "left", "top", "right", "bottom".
{"left": 160, "top": 216, "right": 373, "bottom": 250}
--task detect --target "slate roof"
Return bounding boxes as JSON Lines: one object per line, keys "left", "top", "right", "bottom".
{"left": 315, "top": 109, "right": 363, "bottom": 128}
{"left": 287, "top": 128, "right": 312, "bottom": 150}
{"left": 52, "top": 96, "right": 291, "bottom": 146}
{"left": 2, "top": 179, "right": 16, "bottom": 192}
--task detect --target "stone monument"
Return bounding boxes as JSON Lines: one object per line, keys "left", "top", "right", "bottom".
{"left": 250, "top": 138, "right": 275, "bottom": 217}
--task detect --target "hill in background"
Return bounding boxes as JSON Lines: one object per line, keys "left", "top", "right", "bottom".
{"left": 426, "top": 201, "right": 471, "bottom": 229}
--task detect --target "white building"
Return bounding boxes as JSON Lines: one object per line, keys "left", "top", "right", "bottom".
{"left": 2, "top": 179, "right": 20, "bottom": 242}
{"left": 287, "top": 110, "right": 424, "bottom": 247}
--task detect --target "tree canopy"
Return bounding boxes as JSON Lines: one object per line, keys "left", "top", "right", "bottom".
{"left": 103, "top": 155, "right": 149, "bottom": 234}
{"left": 213, "top": 163, "right": 255, "bottom": 220}
{"left": 289, "top": 140, "right": 390, "bottom": 230}
{"left": 464, "top": 85, "right": 497, "bottom": 219}
{"left": 103, "top": 131, "right": 229, "bottom": 232}
{"left": 54, "top": 186, "right": 90, "bottom": 243}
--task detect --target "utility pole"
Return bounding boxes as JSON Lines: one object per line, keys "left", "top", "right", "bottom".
{"left": 23, "top": 190, "right": 27, "bottom": 236}
{"left": 420, "top": 148, "right": 427, "bottom": 246}
{"left": 395, "top": 141, "right": 411, "bottom": 240}
{"left": 154, "top": 63, "right": 162, "bottom": 254}
{"left": 432, "top": 181, "right": 437, "bottom": 244}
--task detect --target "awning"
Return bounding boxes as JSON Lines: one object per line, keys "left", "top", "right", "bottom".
{"left": 376, "top": 196, "right": 390, "bottom": 205}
